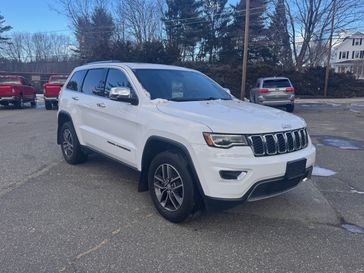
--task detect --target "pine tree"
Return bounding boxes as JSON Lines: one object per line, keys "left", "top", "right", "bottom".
{"left": 269, "top": 0, "right": 293, "bottom": 67}
{"left": 0, "top": 13, "right": 12, "bottom": 50}
{"left": 164, "top": 0, "right": 203, "bottom": 61}
{"left": 75, "top": 6, "right": 115, "bottom": 61}
{"left": 219, "top": 0, "right": 272, "bottom": 65}
{"left": 199, "top": 0, "right": 229, "bottom": 63}
{"left": 90, "top": 7, "right": 115, "bottom": 60}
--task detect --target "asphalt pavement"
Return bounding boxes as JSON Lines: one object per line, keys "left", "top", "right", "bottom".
{"left": 0, "top": 98, "right": 363, "bottom": 273}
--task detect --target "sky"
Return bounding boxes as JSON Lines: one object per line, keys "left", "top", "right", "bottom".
{"left": 0, "top": 0, "right": 71, "bottom": 34}
{"left": 1, "top": 0, "right": 240, "bottom": 35}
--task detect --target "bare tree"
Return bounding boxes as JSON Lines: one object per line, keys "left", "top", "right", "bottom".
{"left": 52, "top": 0, "right": 110, "bottom": 27}
{"left": 4, "top": 32, "right": 72, "bottom": 62}
{"left": 115, "top": 0, "right": 162, "bottom": 45}
{"left": 285, "top": 0, "right": 364, "bottom": 69}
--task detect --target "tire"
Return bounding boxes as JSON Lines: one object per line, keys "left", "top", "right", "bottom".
{"left": 30, "top": 100, "right": 36, "bottom": 108}
{"left": 148, "top": 151, "right": 196, "bottom": 223}
{"left": 286, "top": 104, "right": 294, "bottom": 112}
{"left": 45, "top": 100, "right": 52, "bottom": 110}
{"left": 14, "top": 96, "right": 24, "bottom": 109}
{"left": 60, "top": 121, "right": 87, "bottom": 164}
{"left": 250, "top": 92, "right": 254, "bottom": 103}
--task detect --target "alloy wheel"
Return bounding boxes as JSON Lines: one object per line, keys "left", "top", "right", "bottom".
{"left": 62, "top": 128, "right": 74, "bottom": 158}
{"left": 153, "top": 164, "right": 184, "bottom": 211}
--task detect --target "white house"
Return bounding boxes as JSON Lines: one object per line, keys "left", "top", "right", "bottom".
{"left": 332, "top": 32, "right": 364, "bottom": 79}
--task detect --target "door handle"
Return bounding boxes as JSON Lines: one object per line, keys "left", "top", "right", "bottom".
{"left": 96, "top": 103, "right": 106, "bottom": 108}
{"left": 72, "top": 96, "right": 79, "bottom": 101}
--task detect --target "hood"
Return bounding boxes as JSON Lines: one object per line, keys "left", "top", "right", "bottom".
{"left": 156, "top": 100, "right": 306, "bottom": 134}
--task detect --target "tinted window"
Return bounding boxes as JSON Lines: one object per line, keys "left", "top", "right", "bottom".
{"left": 82, "top": 69, "right": 107, "bottom": 96}
{"left": 0, "top": 77, "right": 20, "bottom": 85}
{"left": 49, "top": 75, "right": 68, "bottom": 84}
{"left": 263, "top": 79, "right": 291, "bottom": 88}
{"left": 66, "top": 70, "right": 86, "bottom": 92}
{"left": 134, "top": 69, "right": 231, "bottom": 101}
{"left": 105, "top": 69, "right": 135, "bottom": 98}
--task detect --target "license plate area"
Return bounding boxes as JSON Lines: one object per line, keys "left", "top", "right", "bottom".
{"left": 285, "top": 158, "right": 307, "bottom": 179}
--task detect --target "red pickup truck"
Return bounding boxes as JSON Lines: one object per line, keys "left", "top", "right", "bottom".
{"left": 0, "top": 75, "right": 36, "bottom": 108}
{"left": 43, "top": 75, "right": 68, "bottom": 110}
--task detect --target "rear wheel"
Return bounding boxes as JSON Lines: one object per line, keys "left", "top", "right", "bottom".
{"left": 148, "top": 151, "right": 196, "bottom": 223}
{"left": 45, "top": 100, "right": 52, "bottom": 110}
{"left": 286, "top": 104, "right": 294, "bottom": 112}
{"left": 60, "top": 121, "right": 87, "bottom": 164}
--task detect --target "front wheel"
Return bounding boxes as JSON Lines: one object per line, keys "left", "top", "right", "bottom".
{"left": 286, "top": 104, "right": 295, "bottom": 112}
{"left": 14, "top": 96, "right": 24, "bottom": 109}
{"left": 60, "top": 121, "right": 87, "bottom": 164}
{"left": 148, "top": 151, "right": 196, "bottom": 223}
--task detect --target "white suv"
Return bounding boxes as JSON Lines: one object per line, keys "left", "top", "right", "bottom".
{"left": 57, "top": 62, "right": 316, "bottom": 222}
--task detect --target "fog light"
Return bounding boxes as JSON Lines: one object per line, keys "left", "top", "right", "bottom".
{"left": 220, "top": 170, "right": 247, "bottom": 180}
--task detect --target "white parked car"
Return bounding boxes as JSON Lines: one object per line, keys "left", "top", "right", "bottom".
{"left": 57, "top": 62, "right": 316, "bottom": 222}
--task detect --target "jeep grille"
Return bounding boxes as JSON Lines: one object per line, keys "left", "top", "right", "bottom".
{"left": 247, "top": 128, "right": 308, "bottom": 157}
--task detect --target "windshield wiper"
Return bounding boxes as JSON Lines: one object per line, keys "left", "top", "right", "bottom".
{"left": 170, "top": 97, "right": 230, "bottom": 102}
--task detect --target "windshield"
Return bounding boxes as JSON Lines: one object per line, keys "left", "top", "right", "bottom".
{"left": 0, "top": 77, "right": 20, "bottom": 85}
{"left": 134, "top": 69, "right": 232, "bottom": 101}
{"left": 49, "top": 76, "right": 68, "bottom": 84}
{"left": 263, "top": 79, "right": 291, "bottom": 88}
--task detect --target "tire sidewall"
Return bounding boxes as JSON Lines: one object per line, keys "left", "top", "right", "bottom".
{"left": 60, "top": 122, "right": 83, "bottom": 164}
{"left": 148, "top": 151, "right": 195, "bottom": 223}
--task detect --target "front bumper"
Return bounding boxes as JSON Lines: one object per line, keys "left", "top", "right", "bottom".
{"left": 204, "top": 166, "right": 312, "bottom": 210}
{"left": 190, "top": 141, "right": 316, "bottom": 202}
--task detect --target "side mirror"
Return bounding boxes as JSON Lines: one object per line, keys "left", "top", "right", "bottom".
{"left": 224, "top": 88, "right": 231, "bottom": 94}
{"left": 109, "top": 87, "right": 138, "bottom": 105}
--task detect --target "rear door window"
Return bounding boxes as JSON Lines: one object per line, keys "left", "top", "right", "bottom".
{"left": 66, "top": 70, "right": 86, "bottom": 92}
{"left": 82, "top": 69, "right": 107, "bottom": 96}
{"left": 263, "top": 79, "right": 291, "bottom": 88}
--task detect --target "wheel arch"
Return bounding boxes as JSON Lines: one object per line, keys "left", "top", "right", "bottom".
{"left": 57, "top": 110, "right": 73, "bottom": 144}
{"left": 139, "top": 136, "right": 205, "bottom": 199}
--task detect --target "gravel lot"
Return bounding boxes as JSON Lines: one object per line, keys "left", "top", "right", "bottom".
{"left": 0, "top": 99, "right": 363, "bottom": 273}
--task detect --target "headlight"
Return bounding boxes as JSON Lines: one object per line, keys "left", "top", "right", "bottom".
{"left": 203, "top": 133, "right": 248, "bottom": 148}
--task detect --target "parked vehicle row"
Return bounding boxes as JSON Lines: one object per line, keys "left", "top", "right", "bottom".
{"left": 0, "top": 74, "right": 68, "bottom": 110}
{"left": 56, "top": 61, "right": 315, "bottom": 222}
{"left": 1, "top": 74, "right": 297, "bottom": 113}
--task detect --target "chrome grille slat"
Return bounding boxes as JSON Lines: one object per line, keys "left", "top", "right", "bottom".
{"left": 248, "top": 128, "right": 308, "bottom": 157}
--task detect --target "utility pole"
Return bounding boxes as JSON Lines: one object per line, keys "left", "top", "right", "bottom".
{"left": 240, "top": 0, "right": 250, "bottom": 100}
{"left": 324, "top": 0, "right": 336, "bottom": 97}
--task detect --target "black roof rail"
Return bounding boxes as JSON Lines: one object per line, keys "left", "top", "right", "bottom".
{"left": 85, "top": 60, "right": 121, "bottom": 65}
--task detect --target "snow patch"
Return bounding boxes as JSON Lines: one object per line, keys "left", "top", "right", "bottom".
{"left": 321, "top": 137, "right": 360, "bottom": 150}
{"left": 150, "top": 98, "right": 169, "bottom": 104}
{"left": 312, "top": 166, "right": 336, "bottom": 177}
{"left": 350, "top": 186, "right": 364, "bottom": 195}
{"left": 342, "top": 224, "right": 364, "bottom": 234}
